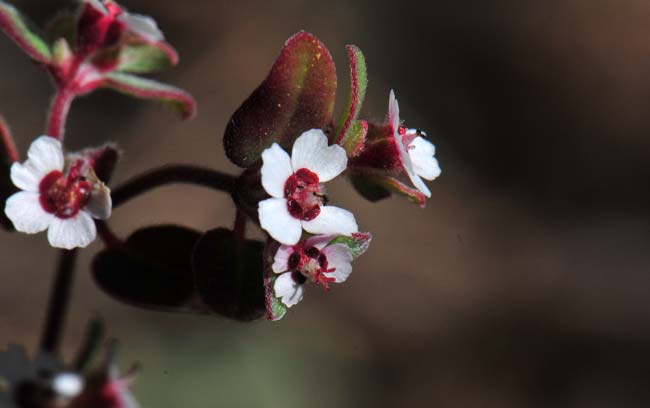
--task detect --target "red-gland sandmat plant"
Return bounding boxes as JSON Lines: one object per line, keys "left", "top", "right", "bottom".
{"left": 0, "top": 1, "right": 441, "bottom": 406}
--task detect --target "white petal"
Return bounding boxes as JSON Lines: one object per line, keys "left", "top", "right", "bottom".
{"left": 86, "top": 0, "right": 108, "bottom": 14}
{"left": 407, "top": 172, "right": 432, "bottom": 198}
{"left": 120, "top": 13, "right": 164, "bottom": 41}
{"left": 85, "top": 183, "right": 112, "bottom": 220}
{"left": 47, "top": 212, "right": 96, "bottom": 249}
{"left": 322, "top": 244, "right": 353, "bottom": 283}
{"left": 409, "top": 137, "right": 441, "bottom": 181}
{"left": 304, "top": 234, "right": 334, "bottom": 251}
{"left": 258, "top": 198, "right": 302, "bottom": 245}
{"left": 388, "top": 90, "right": 400, "bottom": 134}
{"left": 52, "top": 373, "right": 84, "bottom": 398}
{"left": 272, "top": 245, "right": 294, "bottom": 273}
{"left": 274, "top": 272, "right": 304, "bottom": 307}
{"left": 10, "top": 162, "right": 41, "bottom": 192}
{"left": 5, "top": 192, "right": 54, "bottom": 234}
{"left": 261, "top": 143, "right": 293, "bottom": 198}
{"left": 301, "top": 206, "right": 358, "bottom": 236}
{"left": 26, "top": 136, "right": 64, "bottom": 178}
{"left": 291, "top": 129, "right": 347, "bottom": 182}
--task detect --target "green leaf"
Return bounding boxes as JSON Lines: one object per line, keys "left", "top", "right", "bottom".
{"left": 117, "top": 43, "right": 179, "bottom": 74}
{"left": 224, "top": 31, "right": 337, "bottom": 168}
{"left": 328, "top": 232, "right": 372, "bottom": 259}
{"left": 0, "top": 1, "right": 51, "bottom": 63}
{"left": 192, "top": 228, "right": 266, "bottom": 322}
{"left": 262, "top": 240, "right": 287, "bottom": 321}
{"left": 335, "top": 45, "right": 368, "bottom": 156}
{"left": 92, "top": 225, "right": 202, "bottom": 311}
{"left": 339, "top": 119, "right": 367, "bottom": 157}
{"left": 103, "top": 72, "right": 196, "bottom": 119}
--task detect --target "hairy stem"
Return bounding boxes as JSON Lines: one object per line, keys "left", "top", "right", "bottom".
{"left": 46, "top": 88, "right": 74, "bottom": 139}
{"left": 0, "top": 115, "right": 18, "bottom": 162}
{"left": 111, "top": 164, "right": 238, "bottom": 209}
{"left": 40, "top": 249, "right": 78, "bottom": 354}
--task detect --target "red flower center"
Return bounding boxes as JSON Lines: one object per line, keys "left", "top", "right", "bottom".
{"left": 289, "top": 246, "right": 336, "bottom": 291}
{"left": 39, "top": 162, "right": 92, "bottom": 219}
{"left": 284, "top": 168, "right": 327, "bottom": 221}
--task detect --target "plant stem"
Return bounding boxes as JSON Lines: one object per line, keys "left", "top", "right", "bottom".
{"left": 96, "top": 220, "right": 122, "bottom": 247}
{"left": 111, "top": 164, "right": 238, "bottom": 209}
{"left": 40, "top": 249, "right": 78, "bottom": 354}
{"left": 233, "top": 208, "right": 247, "bottom": 241}
{"left": 0, "top": 115, "right": 18, "bottom": 162}
{"left": 46, "top": 88, "right": 74, "bottom": 139}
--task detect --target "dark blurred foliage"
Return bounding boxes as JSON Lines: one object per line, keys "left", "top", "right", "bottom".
{"left": 2, "top": 1, "right": 650, "bottom": 407}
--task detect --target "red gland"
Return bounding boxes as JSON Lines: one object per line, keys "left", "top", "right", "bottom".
{"left": 284, "top": 168, "right": 326, "bottom": 221}
{"left": 39, "top": 162, "right": 92, "bottom": 219}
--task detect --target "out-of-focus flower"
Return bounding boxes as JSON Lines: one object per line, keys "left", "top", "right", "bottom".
{"left": 0, "top": 345, "right": 83, "bottom": 408}
{"left": 258, "top": 129, "right": 358, "bottom": 245}
{"left": 4, "top": 136, "right": 111, "bottom": 249}
{"left": 78, "top": 0, "right": 163, "bottom": 56}
{"left": 271, "top": 235, "right": 354, "bottom": 308}
{"left": 68, "top": 344, "right": 139, "bottom": 408}
{"left": 348, "top": 90, "right": 441, "bottom": 205}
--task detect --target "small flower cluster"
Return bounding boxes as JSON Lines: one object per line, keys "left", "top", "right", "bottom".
{"left": 256, "top": 90, "right": 441, "bottom": 318}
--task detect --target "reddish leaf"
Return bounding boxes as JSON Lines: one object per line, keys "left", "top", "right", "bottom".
{"left": 224, "top": 31, "right": 337, "bottom": 168}
{"left": 192, "top": 228, "right": 266, "bottom": 321}
{"left": 335, "top": 45, "right": 368, "bottom": 156}
{"left": 92, "top": 225, "right": 201, "bottom": 310}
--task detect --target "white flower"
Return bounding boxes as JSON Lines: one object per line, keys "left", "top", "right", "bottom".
{"left": 4, "top": 136, "right": 112, "bottom": 250}
{"left": 272, "top": 235, "right": 354, "bottom": 308}
{"left": 258, "top": 129, "right": 358, "bottom": 245}
{"left": 389, "top": 90, "right": 441, "bottom": 197}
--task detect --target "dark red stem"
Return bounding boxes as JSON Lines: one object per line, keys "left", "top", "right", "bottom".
{"left": 110, "top": 164, "right": 237, "bottom": 209}
{"left": 46, "top": 88, "right": 75, "bottom": 139}
{"left": 40, "top": 249, "right": 78, "bottom": 354}
{"left": 0, "top": 115, "right": 18, "bottom": 162}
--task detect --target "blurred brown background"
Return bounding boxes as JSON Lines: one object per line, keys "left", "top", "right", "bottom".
{"left": 2, "top": 0, "right": 650, "bottom": 407}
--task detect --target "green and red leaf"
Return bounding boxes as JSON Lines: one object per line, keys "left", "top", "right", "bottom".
{"left": 223, "top": 31, "right": 337, "bottom": 168}
{"left": 0, "top": 1, "right": 51, "bottom": 64}
{"left": 335, "top": 45, "right": 368, "bottom": 156}
{"left": 103, "top": 72, "right": 196, "bottom": 119}
{"left": 117, "top": 42, "right": 179, "bottom": 74}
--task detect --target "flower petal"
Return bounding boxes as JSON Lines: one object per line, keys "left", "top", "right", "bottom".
{"left": 409, "top": 137, "right": 441, "bottom": 181}
{"left": 47, "top": 211, "right": 96, "bottom": 249}
{"left": 274, "top": 272, "right": 304, "bottom": 307}
{"left": 272, "top": 244, "right": 294, "bottom": 273}
{"left": 291, "top": 129, "right": 347, "bottom": 182}
{"left": 301, "top": 206, "right": 358, "bottom": 236}
{"left": 5, "top": 191, "right": 53, "bottom": 234}
{"left": 388, "top": 90, "right": 400, "bottom": 134}
{"left": 304, "top": 234, "right": 334, "bottom": 251}
{"left": 119, "top": 13, "right": 164, "bottom": 42}
{"left": 85, "top": 182, "right": 112, "bottom": 220}
{"left": 322, "top": 244, "right": 353, "bottom": 283}
{"left": 86, "top": 0, "right": 108, "bottom": 14}
{"left": 258, "top": 198, "right": 302, "bottom": 245}
{"left": 261, "top": 143, "right": 293, "bottom": 198}
{"left": 10, "top": 162, "right": 41, "bottom": 192}
{"left": 26, "top": 136, "right": 64, "bottom": 178}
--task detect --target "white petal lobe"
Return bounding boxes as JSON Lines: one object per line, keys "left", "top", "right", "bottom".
{"left": 389, "top": 90, "right": 400, "bottom": 134}
{"left": 47, "top": 212, "right": 96, "bottom": 249}
{"left": 86, "top": 183, "right": 112, "bottom": 220}
{"left": 120, "top": 14, "right": 164, "bottom": 41}
{"left": 409, "top": 137, "right": 441, "bottom": 181}
{"left": 291, "top": 129, "right": 348, "bottom": 182}
{"left": 5, "top": 192, "right": 53, "bottom": 234}
{"left": 261, "top": 144, "right": 293, "bottom": 198}
{"left": 258, "top": 198, "right": 302, "bottom": 245}
{"left": 302, "top": 206, "right": 358, "bottom": 236}
{"left": 274, "top": 272, "right": 304, "bottom": 307}
{"left": 322, "top": 244, "right": 353, "bottom": 283}
{"left": 272, "top": 245, "right": 294, "bottom": 273}
{"left": 10, "top": 162, "right": 41, "bottom": 192}
{"left": 26, "top": 136, "right": 64, "bottom": 178}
